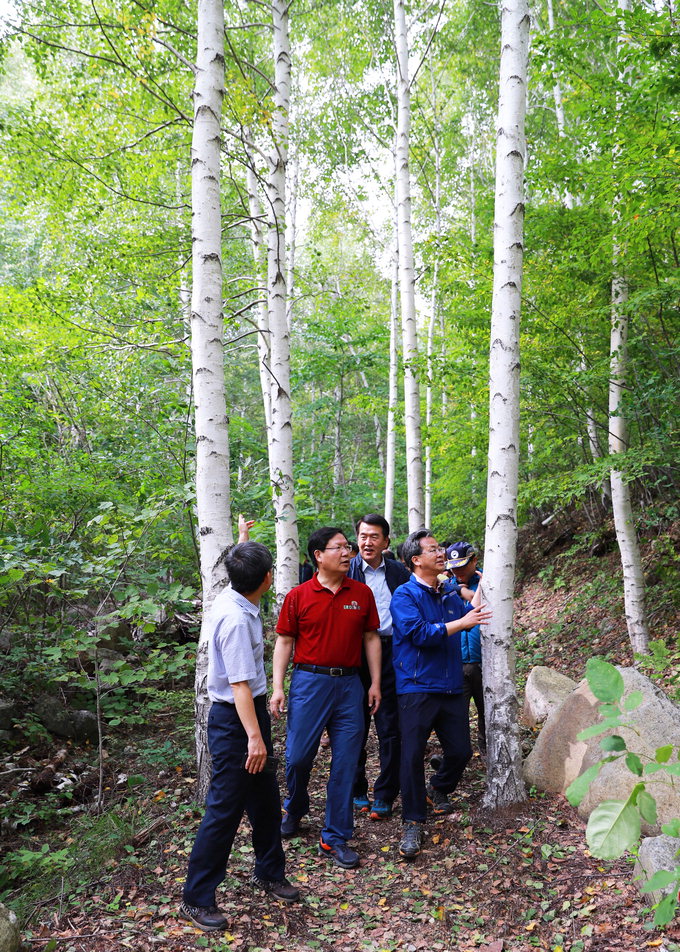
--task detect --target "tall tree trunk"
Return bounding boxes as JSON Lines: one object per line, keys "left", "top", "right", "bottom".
{"left": 190, "top": 0, "right": 233, "bottom": 802}
{"left": 609, "top": 0, "right": 649, "bottom": 656}
{"left": 393, "top": 0, "right": 424, "bottom": 531}
{"left": 384, "top": 240, "right": 399, "bottom": 529}
{"left": 424, "top": 68, "right": 442, "bottom": 529}
{"left": 266, "top": 0, "right": 299, "bottom": 602}
{"left": 246, "top": 156, "right": 272, "bottom": 433}
{"left": 482, "top": 0, "right": 530, "bottom": 810}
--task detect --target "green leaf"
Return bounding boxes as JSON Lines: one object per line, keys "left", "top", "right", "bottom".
{"left": 622, "top": 690, "right": 643, "bottom": 712}
{"left": 565, "top": 763, "right": 603, "bottom": 807}
{"left": 636, "top": 790, "right": 657, "bottom": 826}
{"left": 585, "top": 800, "right": 641, "bottom": 859}
{"left": 577, "top": 718, "right": 622, "bottom": 741}
{"left": 655, "top": 745, "right": 674, "bottom": 763}
{"left": 662, "top": 819, "right": 680, "bottom": 837}
{"left": 625, "top": 752, "right": 644, "bottom": 776}
{"left": 653, "top": 890, "right": 678, "bottom": 927}
{"left": 639, "top": 869, "right": 678, "bottom": 893}
{"left": 601, "top": 735, "right": 627, "bottom": 752}
{"left": 585, "top": 658, "right": 624, "bottom": 703}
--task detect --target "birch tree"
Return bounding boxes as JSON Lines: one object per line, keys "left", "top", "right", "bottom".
{"left": 265, "top": 0, "right": 299, "bottom": 601}
{"left": 608, "top": 0, "right": 649, "bottom": 657}
{"left": 393, "top": 0, "right": 425, "bottom": 531}
{"left": 481, "top": 0, "right": 530, "bottom": 810}
{"left": 190, "top": 0, "right": 233, "bottom": 800}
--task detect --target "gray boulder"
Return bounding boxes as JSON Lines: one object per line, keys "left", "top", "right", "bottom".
{"left": 0, "top": 903, "right": 19, "bottom": 952}
{"left": 524, "top": 667, "right": 680, "bottom": 833}
{"left": 635, "top": 834, "right": 680, "bottom": 904}
{"left": 522, "top": 666, "right": 578, "bottom": 727}
{"left": 35, "top": 697, "right": 98, "bottom": 743}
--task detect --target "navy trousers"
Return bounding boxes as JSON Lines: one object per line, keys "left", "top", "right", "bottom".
{"left": 398, "top": 691, "right": 472, "bottom": 823}
{"left": 353, "top": 636, "right": 401, "bottom": 804}
{"left": 183, "top": 696, "right": 285, "bottom": 907}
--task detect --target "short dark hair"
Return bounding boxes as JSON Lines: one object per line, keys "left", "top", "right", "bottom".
{"left": 307, "top": 526, "right": 346, "bottom": 568}
{"left": 355, "top": 513, "right": 390, "bottom": 538}
{"left": 402, "top": 528, "right": 433, "bottom": 571}
{"left": 224, "top": 541, "right": 273, "bottom": 594}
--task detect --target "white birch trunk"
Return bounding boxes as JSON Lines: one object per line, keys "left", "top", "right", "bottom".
{"left": 424, "top": 67, "right": 442, "bottom": 530}
{"left": 384, "top": 242, "right": 399, "bottom": 529}
{"left": 608, "top": 0, "right": 649, "bottom": 656}
{"left": 266, "top": 0, "right": 299, "bottom": 602}
{"left": 286, "top": 155, "right": 299, "bottom": 335}
{"left": 393, "top": 0, "right": 424, "bottom": 530}
{"left": 190, "top": 0, "right": 232, "bottom": 801}
{"left": 246, "top": 156, "right": 272, "bottom": 433}
{"left": 482, "top": 0, "right": 530, "bottom": 810}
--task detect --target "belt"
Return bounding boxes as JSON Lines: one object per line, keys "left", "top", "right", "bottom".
{"left": 294, "top": 663, "right": 359, "bottom": 677}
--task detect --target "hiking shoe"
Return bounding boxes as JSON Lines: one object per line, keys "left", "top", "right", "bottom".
{"left": 251, "top": 874, "right": 300, "bottom": 904}
{"left": 353, "top": 794, "right": 371, "bottom": 813}
{"left": 370, "top": 799, "right": 393, "bottom": 820}
{"left": 280, "top": 810, "right": 300, "bottom": 838}
{"left": 318, "top": 836, "right": 360, "bottom": 869}
{"left": 179, "top": 901, "right": 228, "bottom": 932}
{"left": 426, "top": 782, "right": 455, "bottom": 815}
{"left": 399, "top": 821, "right": 424, "bottom": 860}
{"left": 429, "top": 754, "right": 442, "bottom": 772}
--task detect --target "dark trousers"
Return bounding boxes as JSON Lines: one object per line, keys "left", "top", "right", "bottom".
{"left": 353, "top": 637, "right": 401, "bottom": 804}
{"left": 183, "top": 696, "right": 285, "bottom": 907}
{"left": 398, "top": 692, "right": 472, "bottom": 823}
{"left": 463, "top": 662, "right": 486, "bottom": 753}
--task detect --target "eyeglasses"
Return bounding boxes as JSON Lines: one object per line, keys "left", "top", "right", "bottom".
{"left": 421, "top": 545, "right": 445, "bottom": 554}
{"left": 324, "top": 544, "right": 353, "bottom": 553}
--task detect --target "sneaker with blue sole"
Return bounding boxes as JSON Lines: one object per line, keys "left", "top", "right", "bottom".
{"left": 353, "top": 795, "right": 371, "bottom": 813}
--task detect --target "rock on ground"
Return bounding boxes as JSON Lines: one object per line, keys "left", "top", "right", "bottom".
{"left": 635, "top": 834, "right": 680, "bottom": 904}
{"left": 522, "top": 665, "right": 578, "bottom": 727}
{"left": 0, "top": 903, "right": 19, "bottom": 952}
{"left": 524, "top": 667, "right": 680, "bottom": 833}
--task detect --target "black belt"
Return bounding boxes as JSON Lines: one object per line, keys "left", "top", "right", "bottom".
{"left": 294, "top": 663, "right": 359, "bottom": 677}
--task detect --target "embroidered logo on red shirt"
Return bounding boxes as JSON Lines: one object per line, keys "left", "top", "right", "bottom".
{"left": 342, "top": 600, "right": 362, "bottom": 610}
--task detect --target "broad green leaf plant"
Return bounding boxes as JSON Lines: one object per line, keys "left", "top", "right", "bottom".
{"left": 566, "top": 657, "right": 680, "bottom": 926}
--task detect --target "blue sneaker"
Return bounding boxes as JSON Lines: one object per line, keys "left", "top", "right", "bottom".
{"left": 318, "top": 837, "right": 360, "bottom": 869}
{"left": 370, "top": 799, "right": 393, "bottom": 820}
{"left": 353, "top": 795, "right": 371, "bottom": 813}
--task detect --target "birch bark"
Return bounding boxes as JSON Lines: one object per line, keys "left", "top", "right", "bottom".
{"left": 266, "top": 0, "right": 299, "bottom": 601}
{"left": 608, "top": 0, "right": 649, "bottom": 657}
{"left": 482, "top": 0, "right": 530, "bottom": 810}
{"left": 393, "top": 0, "right": 424, "bottom": 530}
{"left": 190, "top": 0, "right": 233, "bottom": 801}
{"left": 384, "top": 240, "right": 399, "bottom": 529}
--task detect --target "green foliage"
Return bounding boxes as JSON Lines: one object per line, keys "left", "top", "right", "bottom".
{"left": 565, "top": 658, "right": 680, "bottom": 927}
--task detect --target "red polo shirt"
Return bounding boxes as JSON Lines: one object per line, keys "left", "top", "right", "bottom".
{"left": 276, "top": 574, "right": 380, "bottom": 667}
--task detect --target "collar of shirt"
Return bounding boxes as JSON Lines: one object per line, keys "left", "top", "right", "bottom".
{"left": 311, "top": 572, "right": 351, "bottom": 593}
{"left": 228, "top": 588, "right": 261, "bottom": 616}
{"left": 361, "top": 557, "right": 386, "bottom": 574}
{"left": 412, "top": 573, "right": 441, "bottom": 595}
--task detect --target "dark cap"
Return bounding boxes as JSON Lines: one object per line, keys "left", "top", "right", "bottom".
{"left": 445, "top": 542, "right": 477, "bottom": 569}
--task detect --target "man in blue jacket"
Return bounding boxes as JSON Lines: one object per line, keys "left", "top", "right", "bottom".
{"left": 445, "top": 542, "right": 486, "bottom": 755}
{"left": 348, "top": 514, "right": 410, "bottom": 820}
{"left": 391, "top": 529, "right": 492, "bottom": 860}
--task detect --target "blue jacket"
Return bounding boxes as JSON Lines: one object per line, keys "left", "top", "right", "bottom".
{"left": 443, "top": 570, "right": 482, "bottom": 664}
{"left": 347, "top": 554, "right": 410, "bottom": 594}
{"left": 390, "top": 575, "right": 472, "bottom": 695}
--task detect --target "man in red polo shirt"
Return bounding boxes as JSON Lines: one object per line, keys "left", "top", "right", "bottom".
{"left": 270, "top": 526, "right": 381, "bottom": 869}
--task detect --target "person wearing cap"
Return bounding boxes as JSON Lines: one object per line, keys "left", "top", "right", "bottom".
{"left": 445, "top": 542, "right": 486, "bottom": 755}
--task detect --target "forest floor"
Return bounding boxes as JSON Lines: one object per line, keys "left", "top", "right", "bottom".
{"left": 5, "top": 512, "right": 680, "bottom": 952}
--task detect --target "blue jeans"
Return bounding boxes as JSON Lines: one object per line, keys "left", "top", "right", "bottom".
{"left": 398, "top": 692, "right": 472, "bottom": 823}
{"left": 284, "top": 668, "right": 364, "bottom": 846}
{"left": 183, "top": 697, "right": 285, "bottom": 906}
{"left": 353, "top": 637, "right": 401, "bottom": 804}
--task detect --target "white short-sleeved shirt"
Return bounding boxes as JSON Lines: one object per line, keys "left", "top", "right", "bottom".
{"left": 206, "top": 588, "right": 267, "bottom": 703}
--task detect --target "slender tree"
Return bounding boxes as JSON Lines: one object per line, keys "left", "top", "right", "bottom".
{"left": 481, "top": 0, "right": 530, "bottom": 810}
{"left": 393, "top": 0, "right": 425, "bottom": 530}
{"left": 190, "top": 0, "right": 233, "bottom": 800}
{"left": 608, "top": 0, "right": 649, "bottom": 657}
